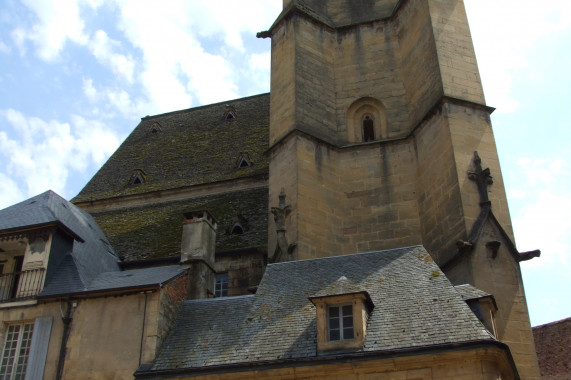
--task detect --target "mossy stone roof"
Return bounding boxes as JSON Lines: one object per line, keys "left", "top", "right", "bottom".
{"left": 90, "top": 187, "right": 268, "bottom": 262}
{"left": 74, "top": 93, "right": 269, "bottom": 203}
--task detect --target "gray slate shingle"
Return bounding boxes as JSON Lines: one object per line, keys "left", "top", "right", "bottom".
{"left": 150, "top": 246, "right": 494, "bottom": 372}
{"left": 0, "top": 190, "right": 119, "bottom": 290}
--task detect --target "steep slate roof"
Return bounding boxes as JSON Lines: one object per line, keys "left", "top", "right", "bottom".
{"left": 145, "top": 246, "right": 494, "bottom": 376}
{"left": 40, "top": 265, "right": 186, "bottom": 297}
{"left": 0, "top": 190, "right": 119, "bottom": 289}
{"left": 90, "top": 187, "right": 268, "bottom": 261}
{"left": 74, "top": 93, "right": 269, "bottom": 203}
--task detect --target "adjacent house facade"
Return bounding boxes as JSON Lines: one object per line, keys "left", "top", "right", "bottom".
{"left": 0, "top": 1, "right": 542, "bottom": 379}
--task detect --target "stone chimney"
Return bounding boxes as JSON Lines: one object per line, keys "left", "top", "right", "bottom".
{"left": 180, "top": 211, "right": 217, "bottom": 299}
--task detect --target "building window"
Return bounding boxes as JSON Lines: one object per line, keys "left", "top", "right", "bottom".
{"left": 231, "top": 223, "right": 244, "bottom": 235}
{"left": 0, "top": 323, "right": 34, "bottom": 379}
{"left": 129, "top": 170, "right": 146, "bottom": 186}
{"left": 363, "top": 115, "right": 375, "bottom": 142}
{"left": 328, "top": 304, "right": 354, "bottom": 341}
{"left": 214, "top": 274, "right": 228, "bottom": 297}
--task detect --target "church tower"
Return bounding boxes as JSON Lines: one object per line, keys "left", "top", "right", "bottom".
{"left": 265, "top": 0, "right": 540, "bottom": 378}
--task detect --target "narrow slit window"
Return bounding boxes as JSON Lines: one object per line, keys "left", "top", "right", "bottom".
{"left": 363, "top": 116, "right": 375, "bottom": 142}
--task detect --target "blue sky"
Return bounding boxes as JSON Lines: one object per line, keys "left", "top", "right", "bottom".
{"left": 0, "top": 0, "right": 569, "bottom": 326}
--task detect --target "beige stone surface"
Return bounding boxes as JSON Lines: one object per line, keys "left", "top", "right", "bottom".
{"left": 268, "top": 1, "right": 539, "bottom": 378}
{"left": 156, "top": 346, "right": 515, "bottom": 379}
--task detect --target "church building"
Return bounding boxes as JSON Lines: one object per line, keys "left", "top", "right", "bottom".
{"left": 0, "top": 1, "right": 541, "bottom": 379}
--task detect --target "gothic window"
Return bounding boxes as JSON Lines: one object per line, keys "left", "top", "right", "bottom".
{"left": 328, "top": 304, "right": 354, "bottom": 341}
{"left": 346, "top": 97, "right": 386, "bottom": 143}
{"left": 0, "top": 323, "right": 34, "bottom": 379}
{"left": 362, "top": 115, "right": 375, "bottom": 142}
{"left": 214, "top": 274, "right": 228, "bottom": 297}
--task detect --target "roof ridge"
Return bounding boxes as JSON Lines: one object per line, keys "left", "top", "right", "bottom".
{"left": 268, "top": 245, "right": 424, "bottom": 267}
{"left": 183, "top": 294, "right": 255, "bottom": 304}
{"left": 140, "top": 92, "right": 270, "bottom": 121}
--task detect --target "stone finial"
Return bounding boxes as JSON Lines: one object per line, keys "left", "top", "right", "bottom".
{"left": 270, "top": 189, "right": 296, "bottom": 262}
{"left": 468, "top": 151, "right": 493, "bottom": 206}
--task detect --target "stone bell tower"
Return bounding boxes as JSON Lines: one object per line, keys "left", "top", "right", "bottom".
{"left": 265, "top": 0, "right": 540, "bottom": 378}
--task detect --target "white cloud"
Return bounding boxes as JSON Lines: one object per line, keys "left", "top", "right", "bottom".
{"left": 0, "top": 109, "right": 121, "bottom": 204}
{"left": 0, "top": 174, "right": 24, "bottom": 210}
{"left": 0, "top": 41, "right": 10, "bottom": 54}
{"left": 14, "top": 0, "right": 88, "bottom": 61}
{"left": 88, "top": 30, "right": 135, "bottom": 83}
{"left": 113, "top": 0, "right": 280, "bottom": 111}
{"left": 465, "top": 0, "right": 571, "bottom": 113}
{"left": 83, "top": 77, "right": 99, "bottom": 102}
{"left": 245, "top": 52, "right": 272, "bottom": 93}
{"left": 511, "top": 157, "right": 571, "bottom": 268}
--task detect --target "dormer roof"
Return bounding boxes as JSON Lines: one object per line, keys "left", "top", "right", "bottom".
{"left": 0, "top": 190, "right": 120, "bottom": 291}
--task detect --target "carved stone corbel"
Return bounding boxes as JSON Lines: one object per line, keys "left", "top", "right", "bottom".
{"left": 468, "top": 151, "right": 494, "bottom": 206}
{"left": 270, "top": 189, "right": 296, "bottom": 262}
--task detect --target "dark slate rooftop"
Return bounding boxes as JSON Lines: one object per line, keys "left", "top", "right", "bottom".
{"left": 148, "top": 246, "right": 494, "bottom": 374}
{"left": 90, "top": 186, "right": 268, "bottom": 262}
{"left": 73, "top": 93, "right": 269, "bottom": 203}
{"left": 0, "top": 190, "right": 119, "bottom": 289}
{"left": 41, "top": 265, "right": 185, "bottom": 297}
{"left": 455, "top": 284, "right": 493, "bottom": 302}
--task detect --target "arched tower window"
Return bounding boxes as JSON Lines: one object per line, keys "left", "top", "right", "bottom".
{"left": 346, "top": 97, "right": 387, "bottom": 143}
{"left": 363, "top": 115, "right": 375, "bottom": 142}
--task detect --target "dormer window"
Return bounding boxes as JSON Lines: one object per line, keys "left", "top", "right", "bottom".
{"left": 129, "top": 170, "right": 146, "bottom": 186}
{"left": 455, "top": 284, "right": 498, "bottom": 337}
{"left": 238, "top": 158, "right": 250, "bottom": 168}
{"left": 224, "top": 105, "right": 237, "bottom": 122}
{"left": 231, "top": 223, "right": 244, "bottom": 235}
{"left": 148, "top": 122, "right": 162, "bottom": 134}
{"left": 236, "top": 153, "right": 252, "bottom": 168}
{"left": 309, "top": 276, "right": 373, "bottom": 353}
{"left": 328, "top": 304, "right": 354, "bottom": 341}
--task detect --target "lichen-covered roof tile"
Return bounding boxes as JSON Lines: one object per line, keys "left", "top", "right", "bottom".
{"left": 90, "top": 187, "right": 268, "bottom": 261}
{"left": 74, "top": 93, "right": 269, "bottom": 203}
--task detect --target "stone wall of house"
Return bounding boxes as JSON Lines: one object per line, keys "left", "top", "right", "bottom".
{"left": 62, "top": 293, "right": 159, "bottom": 379}
{"left": 214, "top": 250, "right": 266, "bottom": 296}
{"left": 153, "top": 273, "right": 190, "bottom": 364}
{"left": 148, "top": 345, "right": 515, "bottom": 380}
{"left": 0, "top": 302, "right": 63, "bottom": 380}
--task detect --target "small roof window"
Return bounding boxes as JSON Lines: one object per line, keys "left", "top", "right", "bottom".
{"left": 224, "top": 105, "right": 237, "bottom": 121}
{"left": 309, "top": 276, "right": 374, "bottom": 353}
{"left": 129, "top": 170, "right": 146, "bottom": 186}
{"left": 148, "top": 122, "right": 162, "bottom": 134}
